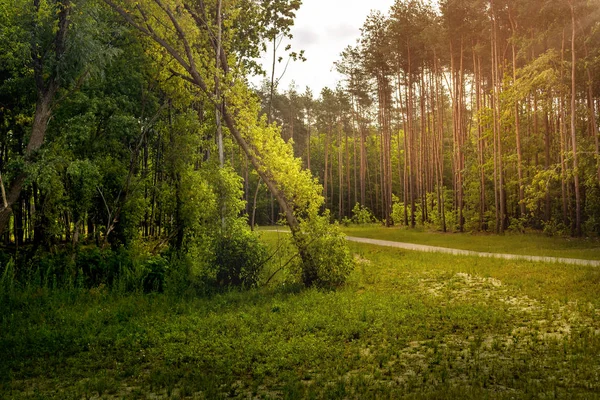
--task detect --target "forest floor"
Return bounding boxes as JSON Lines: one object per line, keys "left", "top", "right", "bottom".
{"left": 2, "top": 230, "right": 600, "bottom": 398}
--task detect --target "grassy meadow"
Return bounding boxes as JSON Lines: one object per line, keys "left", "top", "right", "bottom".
{"left": 339, "top": 225, "right": 600, "bottom": 260}
{"left": 2, "top": 230, "right": 600, "bottom": 399}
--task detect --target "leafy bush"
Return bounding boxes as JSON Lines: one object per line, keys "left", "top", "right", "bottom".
{"left": 542, "top": 220, "right": 570, "bottom": 237}
{"left": 212, "top": 228, "right": 267, "bottom": 288}
{"left": 76, "top": 247, "right": 132, "bottom": 288}
{"left": 293, "top": 213, "right": 355, "bottom": 289}
{"left": 28, "top": 250, "right": 75, "bottom": 289}
{"left": 391, "top": 196, "right": 406, "bottom": 226}
{"left": 352, "top": 203, "right": 376, "bottom": 225}
{"left": 174, "top": 165, "right": 268, "bottom": 290}
{"left": 508, "top": 217, "right": 526, "bottom": 234}
{"left": 142, "top": 256, "right": 169, "bottom": 293}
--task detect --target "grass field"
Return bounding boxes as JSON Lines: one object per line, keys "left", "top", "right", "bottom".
{"left": 2, "top": 231, "right": 600, "bottom": 398}
{"left": 338, "top": 225, "right": 600, "bottom": 260}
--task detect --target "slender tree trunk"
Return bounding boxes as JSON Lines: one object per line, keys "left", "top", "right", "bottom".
{"left": 435, "top": 54, "right": 446, "bottom": 232}
{"left": 352, "top": 104, "right": 358, "bottom": 208}
{"left": 324, "top": 125, "right": 330, "bottom": 206}
{"left": 346, "top": 125, "right": 351, "bottom": 218}
{"left": 338, "top": 120, "right": 343, "bottom": 219}
{"left": 306, "top": 107, "right": 311, "bottom": 170}
{"left": 560, "top": 29, "right": 569, "bottom": 226}
{"left": 457, "top": 38, "right": 465, "bottom": 232}
{"left": 420, "top": 75, "right": 427, "bottom": 225}
{"left": 509, "top": 14, "right": 526, "bottom": 218}
{"left": 544, "top": 97, "right": 552, "bottom": 222}
{"left": 250, "top": 177, "right": 261, "bottom": 231}
{"left": 491, "top": 6, "right": 503, "bottom": 233}
{"left": 215, "top": 0, "right": 225, "bottom": 230}
{"left": 475, "top": 51, "right": 486, "bottom": 230}
{"left": 569, "top": 3, "right": 581, "bottom": 235}
{"left": 215, "top": 0, "right": 223, "bottom": 168}
{"left": 360, "top": 113, "right": 366, "bottom": 206}
{"left": 583, "top": 43, "right": 600, "bottom": 185}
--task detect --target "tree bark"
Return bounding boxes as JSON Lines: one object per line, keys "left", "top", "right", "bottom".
{"left": 509, "top": 9, "right": 526, "bottom": 218}
{"left": 570, "top": 3, "right": 581, "bottom": 236}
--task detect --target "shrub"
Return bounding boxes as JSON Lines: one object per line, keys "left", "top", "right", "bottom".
{"left": 29, "top": 250, "right": 75, "bottom": 289}
{"left": 294, "top": 213, "right": 355, "bottom": 289}
{"left": 508, "top": 217, "right": 526, "bottom": 234}
{"left": 211, "top": 228, "right": 267, "bottom": 288}
{"left": 391, "top": 197, "right": 406, "bottom": 226}
{"left": 76, "top": 247, "right": 132, "bottom": 288}
{"left": 142, "top": 256, "right": 169, "bottom": 293}
{"left": 351, "top": 203, "right": 376, "bottom": 225}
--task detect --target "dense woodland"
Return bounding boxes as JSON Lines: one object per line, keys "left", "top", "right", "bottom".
{"left": 0, "top": 0, "right": 353, "bottom": 290}
{"left": 1, "top": 0, "right": 600, "bottom": 291}
{"left": 262, "top": 0, "right": 600, "bottom": 236}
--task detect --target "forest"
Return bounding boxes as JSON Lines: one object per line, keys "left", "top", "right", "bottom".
{"left": 0, "top": 0, "right": 355, "bottom": 291}
{"left": 261, "top": 0, "right": 600, "bottom": 236}
{"left": 2, "top": 0, "right": 600, "bottom": 398}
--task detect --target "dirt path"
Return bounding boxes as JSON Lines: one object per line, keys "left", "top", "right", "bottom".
{"left": 344, "top": 236, "right": 600, "bottom": 267}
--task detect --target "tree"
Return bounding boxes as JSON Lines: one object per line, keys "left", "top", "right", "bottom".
{"left": 103, "top": 0, "right": 353, "bottom": 287}
{"left": 0, "top": 0, "right": 118, "bottom": 236}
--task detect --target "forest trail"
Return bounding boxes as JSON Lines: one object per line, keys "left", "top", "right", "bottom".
{"left": 344, "top": 236, "right": 600, "bottom": 267}
{"left": 265, "top": 230, "right": 600, "bottom": 266}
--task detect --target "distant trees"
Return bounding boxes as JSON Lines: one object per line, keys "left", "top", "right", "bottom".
{"left": 259, "top": 0, "right": 600, "bottom": 236}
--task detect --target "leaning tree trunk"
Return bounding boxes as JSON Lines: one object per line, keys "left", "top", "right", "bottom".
{"left": 0, "top": 84, "right": 58, "bottom": 236}
{"left": 0, "top": 0, "right": 71, "bottom": 237}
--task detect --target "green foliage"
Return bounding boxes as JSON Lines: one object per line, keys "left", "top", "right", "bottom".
{"left": 173, "top": 165, "right": 269, "bottom": 290}
{"left": 541, "top": 220, "right": 571, "bottom": 237}
{"left": 351, "top": 203, "right": 376, "bottom": 224}
{"left": 584, "top": 184, "right": 600, "bottom": 235}
{"left": 0, "top": 245, "right": 174, "bottom": 294}
{"left": 141, "top": 256, "right": 169, "bottom": 293}
{"left": 507, "top": 217, "right": 526, "bottom": 233}
{"left": 67, "top": 159, "right": 101, "bottom": 221}
{"left": 0, "top": 0, "right": 357, "bottom": 301}
{"left": 227, "top": 80, "right": 355, "bottom": 288}
{"left": 391, "top": 196, "right": 405, "bottom": 226}
{"left": 293, "top": 212, "right": 355, "bottom": 289}
{"left": 212, "top": 228, "right": 267, "bottom": 288}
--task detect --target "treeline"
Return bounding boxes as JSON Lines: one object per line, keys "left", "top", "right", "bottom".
{"left": 259, "top": 0, "right": 600, "bottom": 235}
{"left": 0, "top": 0, "right": 352, "bottom": 292}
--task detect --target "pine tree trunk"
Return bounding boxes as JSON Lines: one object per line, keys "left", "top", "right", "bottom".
{"left": 570, "top": 3, "right": 581, "bottom": 236}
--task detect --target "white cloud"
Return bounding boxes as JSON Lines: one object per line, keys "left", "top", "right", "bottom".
{"left": 293, "top": 27, "right": 320, "bottom": 48}
{"left": 326, "top": 23, "right": 358, "bottom": 40}
{"left": 250, "top": 0, "right": 395, "bottom": 96}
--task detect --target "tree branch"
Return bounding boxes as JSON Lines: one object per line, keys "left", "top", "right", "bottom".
{"left": 153, "top": 0, "right": 201, "bottom": 81}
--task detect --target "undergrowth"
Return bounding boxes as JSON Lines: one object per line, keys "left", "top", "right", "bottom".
{"left": 1, "top": 232, "right": 600, "bottom": 398}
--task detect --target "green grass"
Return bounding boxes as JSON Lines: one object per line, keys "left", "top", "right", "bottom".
{"left": 2, "top": 232, "right": 600, "bottom": 398}
{"left": 337, "top": 225, "right": 600, "bottom": 260}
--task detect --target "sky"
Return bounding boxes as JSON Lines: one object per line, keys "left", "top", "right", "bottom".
{"left": 250, "top": 0, "right": 396, "bottom": 96}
